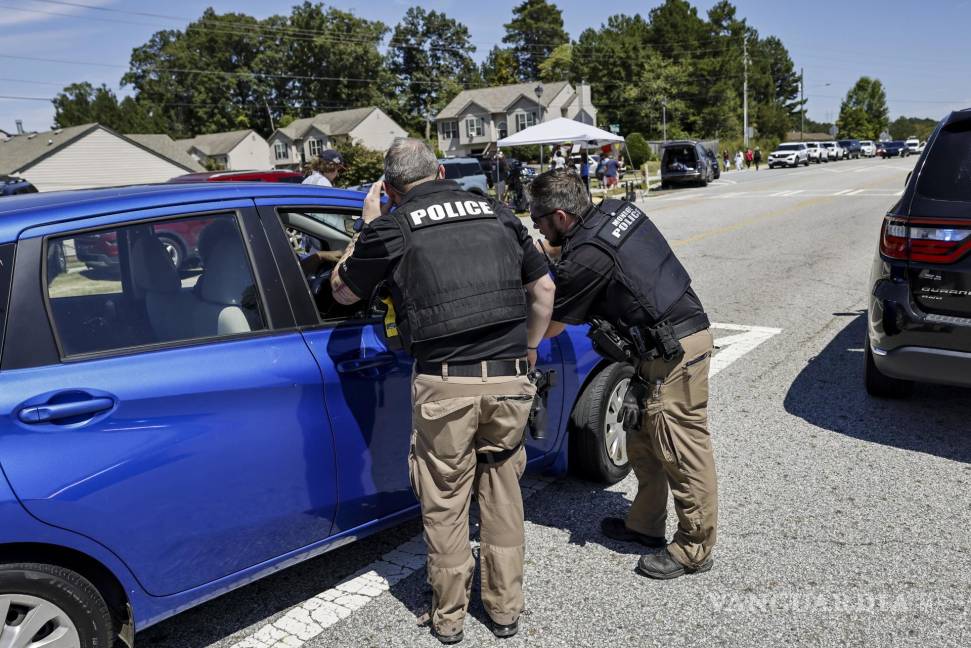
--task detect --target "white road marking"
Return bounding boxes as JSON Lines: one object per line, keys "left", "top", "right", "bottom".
{"left": 710, "top": 322, "right": 783, "bottom": 377}
{"left": 227, "top": 321, "right": 779, "bottom": 647}
{"left": 833, "top": 189, "right": 853, "bottom": 196}
{"left": 230, "top": 477, "right": 556, "bottom": 648}
{"left": 846, "top": 189, "right": 865, "bottom": 195}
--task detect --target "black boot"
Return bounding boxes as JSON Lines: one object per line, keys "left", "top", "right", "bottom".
{"left": 490, "top": 618, "right": 519, "bottom": 639}
{"left": 636, "top": 548, "right": 713, "bottom": 580}
{"left": 600, "top": 517, "right": 666, "bottom": 548}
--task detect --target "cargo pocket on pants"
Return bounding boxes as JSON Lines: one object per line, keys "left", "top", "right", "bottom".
{"left": 480, "top": 393, "right": 534, "bottom": 455}
{"left": 416, "top": 397, "right": 478, "bottom": 484}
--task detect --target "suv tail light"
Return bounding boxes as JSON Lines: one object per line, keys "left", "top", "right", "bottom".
{"left": 880, "top": 215, "right": 971, "bottom": 263}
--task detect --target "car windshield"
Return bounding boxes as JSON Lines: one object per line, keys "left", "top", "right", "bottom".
{"left": 776, "top": 144, "right": 802, "bottom": 151}
{"left": 822, "top": 143, "right": 834, "bottom": 148}
{"left": 915, "top": 119, "right": 971, "bottom": 202}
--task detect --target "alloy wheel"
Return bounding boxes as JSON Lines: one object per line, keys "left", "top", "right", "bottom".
{"left": 0, "top": 594, "right": 81, "bottom": 648}
{"left": 603, "top": 377, "right": 630, "bottom": 467}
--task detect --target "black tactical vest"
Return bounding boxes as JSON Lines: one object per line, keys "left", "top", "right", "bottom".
{"left": 388, "top": 181, "right": 526, "bottom": 351}
{"left": 562, "top": 199, "right": 692, "bottom": 327}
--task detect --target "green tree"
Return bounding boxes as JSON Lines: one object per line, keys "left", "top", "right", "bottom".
{"left": 52, "top": 82, "right": 163, "bottom": 132}
{"left": 481, "top": 46, "right": 520, "bottom": 86}
{"left": 538, "top": 43, "right": 573, "bottom": 82}
{"left": 503, "top": 0, "right": 569, "bottom": 80}
{"left": 626, "top": 132, "right": 651, "bottom": 167}
{"left": 836, "top": 77, "right": 889, "bottom": 139}
{"left": 333, "top": 140, "right": 385, "bottom": 187}
{"left": 385, "top": 7, "right": 478, "bottom": 134}
{"left": 889, "top": 115, "right": 938, "bottom": 141}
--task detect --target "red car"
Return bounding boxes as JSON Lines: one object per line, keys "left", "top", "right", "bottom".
{"left": 168, "top": 170, "right": 304, "bottom": 183}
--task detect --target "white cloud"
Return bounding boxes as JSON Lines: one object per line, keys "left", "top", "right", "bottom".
{"left": 0, "top": 0, "right": 117, "bottom": 27}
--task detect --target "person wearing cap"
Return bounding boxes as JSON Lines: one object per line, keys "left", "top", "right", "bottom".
{"left": 303, "top": 149, "right": 344, "bottom": 187}
{"left": 330, "top": 138, "right": 555, "bottom": 644}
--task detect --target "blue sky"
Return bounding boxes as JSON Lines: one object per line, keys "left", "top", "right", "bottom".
{"left": 1, "top": 0, "right": 969, "bottom": 133}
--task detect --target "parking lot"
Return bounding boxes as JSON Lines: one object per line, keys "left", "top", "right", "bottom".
{"left": 129, "top": 156, "right": 970, "bottom": 648}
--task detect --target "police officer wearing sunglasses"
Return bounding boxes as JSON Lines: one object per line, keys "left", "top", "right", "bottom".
{"left": 530, "top": 168, "right": 718, "bottom": 580}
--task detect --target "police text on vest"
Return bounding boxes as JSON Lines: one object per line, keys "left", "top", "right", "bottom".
{"left": 409, "top": 200, "right": 494, "bottom": 227}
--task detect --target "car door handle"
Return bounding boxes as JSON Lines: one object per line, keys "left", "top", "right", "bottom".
{"left": 336, "top": 354, "right": 396, "bottom": 374}
{"left": 18, "top": 398, "right": 114, "bottom": 424}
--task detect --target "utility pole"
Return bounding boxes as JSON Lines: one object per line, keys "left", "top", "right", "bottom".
{"left": 662, "top": 100, "right": 667, "bottom": 143}
{"left": 800, "top": 67, "right": 805, "bottom": 141}
{"left": 743, "top": 37, "right": 750, "bottom": 147}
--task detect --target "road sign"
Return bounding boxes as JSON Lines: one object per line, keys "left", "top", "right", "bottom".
{"left": 609, "top": 124, "right": 620, "bottom": 134}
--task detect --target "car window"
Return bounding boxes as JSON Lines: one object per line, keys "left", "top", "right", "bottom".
{"left": 777, "top": 144, "right": 802, "bottom": 151}
{"left": 915, "top": 120, "right": 971, "bottom": 202}
{"left": 460, "top": 162, "right": 482, "bottom": 177}
{"left": 0, "top": 243, "right": 13, "bottom": 363}
{"left": 442, "top": 164, "right": 462, "bottom": 180}
{"left": 45, "top": 213, "right": 266, "bottom": 357}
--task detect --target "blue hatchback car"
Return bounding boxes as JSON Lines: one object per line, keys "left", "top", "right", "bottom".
{"left": 0, "top": 183, "right": 632, "bottom": 647}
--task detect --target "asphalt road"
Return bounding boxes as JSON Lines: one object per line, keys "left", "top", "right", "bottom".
{"left": 138, "top": 156, "right": 971, "bottom": 648}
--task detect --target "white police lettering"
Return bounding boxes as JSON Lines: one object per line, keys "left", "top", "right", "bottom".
{"left": 478, "top": 201, "right": 494, "bottom": 214}
{"left": 610, "top": 206, "right": 641, "bottom": 239}
{"left": 427, "top": 204, "right": 446, "bottom": 220}
{"left": 442, "top": 202, "right": 460, "bottom": 218}
{"left": 464, "top": 200, "right": 481, "bottom": 215}
{"left": 410, "top": 208, "right": 427, "bottom": 226}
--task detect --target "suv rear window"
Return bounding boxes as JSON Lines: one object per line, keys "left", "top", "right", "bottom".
{"left": 460, "top": 162, "right": 482, "bottom": 176}
{"left": 916, "top": 120, "right": 971, "bottom": 202}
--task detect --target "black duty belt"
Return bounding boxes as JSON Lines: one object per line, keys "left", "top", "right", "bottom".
{"left": 671, "top": 313, "right": 711, "bottom": 341}
{"left": 415, "top": 358, "right": 528, "bottom": 379}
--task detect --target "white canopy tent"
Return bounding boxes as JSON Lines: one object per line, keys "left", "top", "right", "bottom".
{"left": 496, "top": 117, "right": 624, "bottom": 148}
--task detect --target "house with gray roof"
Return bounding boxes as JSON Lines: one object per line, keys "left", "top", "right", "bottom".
{"left": 267, "top": 107, "right": 407, "bottom": 169}
{"left": 435, "top": 81, "right": 597, "bottom": 158}
{"left": 0, "top": 123, "right": 204, "bottom": 192}
{"left": 175, "top": 129, "right": 269, "bottom": 171}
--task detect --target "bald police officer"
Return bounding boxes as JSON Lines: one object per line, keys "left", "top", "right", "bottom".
{"left": 331, "top": 139, "right": 555, "bottom": 643}
{"left": 530, "top": 168, "right": 718, "bottom": 580}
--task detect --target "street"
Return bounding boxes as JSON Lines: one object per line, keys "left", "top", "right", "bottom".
{"left": 138, "top": 157, "right": 971, "bottom": 648}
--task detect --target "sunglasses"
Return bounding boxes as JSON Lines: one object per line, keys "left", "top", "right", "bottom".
{"left": 530, "top": 209, "right": 560, "bottom": 225}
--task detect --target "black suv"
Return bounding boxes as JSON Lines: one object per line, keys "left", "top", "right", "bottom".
{"left": 837, "top": 139, "right": 862, "bottom": 159}
{"left": 866, "top": 108, "right": 971, "bottom": 397}
{"left": 660, "top": 140, "right": 714, "bottom": 189}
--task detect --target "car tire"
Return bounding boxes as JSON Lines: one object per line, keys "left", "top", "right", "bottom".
{"left": 0, "top": 563, "right": 114, "bottom": 648}
{"left": 157, "top": 234, "right": 185, "bottom": 270}
{"left": 864, "top": 334, "right": 914, "bottom": 398}
{"left": 569, "top": 362, "right": 634, "bottom": 484}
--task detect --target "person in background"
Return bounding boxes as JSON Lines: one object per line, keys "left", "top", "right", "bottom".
{"left": 552, "top": 147, "right": 566, "bottom": 171}
{"left": 302, "top": 149, "right": 344, "bottom": 187}
{"left": 722, "top": 151, "right": 730, "bottom": 172}
{"left": 753, "top": 147, "right": 762, "bottom": 171}
{"left": 495, "top": 151, "right": 508, "bottom": 201}
{"left": 580, "top": 149, "right": 590, "bottom": 194}
{"left": 734, "top": 150, "right": 744, "bottom": 172}
{"left": 604, "top": 154, "right": 620, "bottom": 189}
{"left": 744, "top": 148, "right": 753, "bottom": 169}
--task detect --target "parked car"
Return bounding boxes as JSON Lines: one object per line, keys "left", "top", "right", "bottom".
{"left": 866, "top": 108, "right": 971, "bottom": 398}
{"left": 767, "top": 142, "right": 810, "bottom": 168}
{"left": 704, "top": 149, "right": 722, "bottom": 179}
{"left": 859, "top": 140, "right": 877, "bottom": 157}
{"left": 659, "top": 140, "right": 714, "bottom": 188}
{"left": 819, "top": 141, "right": 840, "bottom": 161}
{"left": 837, "top": 139, "right": 862, "bottom": 159}
{"left": 904, "top": 137, "right": 921, "bottom": 155}
{"left": 168, "top": 170, "right": 304, "bottom": 183}
{"left": 439, "top": 157, "right": 489, "bottom": 194}
{"left": 805, "top": 141, "right": 826, "bottom": 163}
{"left": 0, "top": 175, "right": 38, "bottom": 196}
{"left": 879, "top": 140, "right": 909, "bottom": 158}
{"left": 0, "top": 183, "right": 631, "bottom": 647}
{"left": 571, "top": 153, "right": 600, "bottom": 178}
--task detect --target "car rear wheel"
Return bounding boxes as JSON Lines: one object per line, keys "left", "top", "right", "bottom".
{"left": 864, "top": 334, "right": 914, "bottom": 398}
{"left": 157, "top": 234, "right": 185, "bottom": 270}
{"left": 0, "top": 563, "right": 113, "bottom": 648}
{"left": 569, "top": 362, "right": 634, "bottom": 484}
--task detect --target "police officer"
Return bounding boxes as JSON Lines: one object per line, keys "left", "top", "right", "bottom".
{"left": 529, "top": 168, "right": 718, "bottom": 580}
{"left": 331, "top": 139, "right": 555, "bottom": 643}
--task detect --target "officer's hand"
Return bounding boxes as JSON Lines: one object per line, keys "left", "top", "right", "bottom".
{"left": 362, "top": 181, "right": 385, "bottom": 224}
{"left": 527, "top": 348, "right": 538, "bottom": 369}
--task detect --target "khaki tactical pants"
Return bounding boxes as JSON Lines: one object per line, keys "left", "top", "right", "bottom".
{"left": 410, "top": 370, "right": 536, "bottom": 637}
{"left": 626, "top": 329, "right": 719, "bottom": 569}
